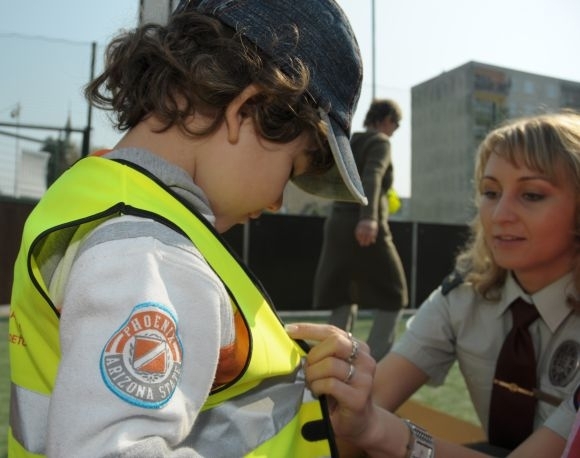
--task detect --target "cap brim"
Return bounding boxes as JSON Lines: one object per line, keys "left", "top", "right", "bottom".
{"left": 291, "top": 111, "right": 367, "bottom": 205}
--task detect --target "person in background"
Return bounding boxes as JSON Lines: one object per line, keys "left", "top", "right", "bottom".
{"left": 290, "top": 111, "right": 580, "bottom": 458}
{"left": 7, "top": 0, "right": 367, "bottom": 456}
{"left": 312, "top": 99, "right": 409, "bottom": 361}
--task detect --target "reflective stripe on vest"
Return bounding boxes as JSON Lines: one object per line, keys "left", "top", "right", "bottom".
{"left": 187, "top": 366, "right": 321, "bottom": 456}
{"left": 9, "top": 384, "right": 50, "bottom": 455}
{"left": 9, "top": 156, "right": 336, "bottom": 457}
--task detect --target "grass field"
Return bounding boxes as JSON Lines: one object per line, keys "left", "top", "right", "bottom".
{"left": 0, "top": 313, "right": 479, "bottom": 457}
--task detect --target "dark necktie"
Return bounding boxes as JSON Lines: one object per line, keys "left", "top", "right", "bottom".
{"left": 488, "top": 298, "right": 540, "bottom": 449}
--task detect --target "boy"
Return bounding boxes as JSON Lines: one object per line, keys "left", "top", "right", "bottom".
{"left": 8, "top": 0, "right": 365, "bottom": 456}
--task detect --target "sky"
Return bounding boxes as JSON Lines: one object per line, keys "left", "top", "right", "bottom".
{"left": 1, "top": 0, "right": 580, "bottom": 197}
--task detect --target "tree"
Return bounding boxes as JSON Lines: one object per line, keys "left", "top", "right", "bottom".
{"left": 42, "top": 134, "right": 79, "bottom": 187}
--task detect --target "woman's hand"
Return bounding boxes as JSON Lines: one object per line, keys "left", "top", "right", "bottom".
{"left": 286, "top": 322, "right": 376, "bottom": 441}
{"left": 355, "top": 219, "right": 379, "bottom": 246}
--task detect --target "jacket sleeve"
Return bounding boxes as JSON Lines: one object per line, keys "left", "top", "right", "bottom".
{"left": 47, "top": 218, "right": 233, "bottom": 457}
{"left": 358, "top": 134, "right": 391, "bottom": 221}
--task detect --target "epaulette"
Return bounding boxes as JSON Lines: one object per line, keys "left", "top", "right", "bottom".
{"left": 441, "top": 271, "right": 464, "bottom": 295}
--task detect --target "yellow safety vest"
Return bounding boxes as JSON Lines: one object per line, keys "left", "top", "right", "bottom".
{"left": 9, "top": 156, "right": 336, "bottom": 457}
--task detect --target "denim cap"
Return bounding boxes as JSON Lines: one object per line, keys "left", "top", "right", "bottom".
{"left": 174, "top": 0, "right": 367, "bottom": 205}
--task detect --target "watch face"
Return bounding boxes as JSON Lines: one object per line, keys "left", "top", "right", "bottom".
{"left": 549, "top": 340, "right": 580, "bottom": 387}
{"left": 407, "top": 421, "right": 434, "bottom": 458}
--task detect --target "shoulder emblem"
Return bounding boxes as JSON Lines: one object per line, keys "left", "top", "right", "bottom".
{"left": 549, "top": 340, "right": 580, "bottom": 387}
{"left": 441, "top": 271, "right": 464, "bottom": 296}
{"left": 100, "top": 302, "right": 183, "bottom": 408}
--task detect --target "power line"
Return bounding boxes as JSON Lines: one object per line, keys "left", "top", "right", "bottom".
{"left": 0, "top": 130, "right": 44, "bottom": 144}
{"left": 0, "top": 122, "right": 85, "bottom": 133}
{"left": 0, "top": 31, "right": 94, "bottom": 47}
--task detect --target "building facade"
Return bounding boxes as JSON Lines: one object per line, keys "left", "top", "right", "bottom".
{"left": 410, "top": 61, "right": 580, "bottom": 224}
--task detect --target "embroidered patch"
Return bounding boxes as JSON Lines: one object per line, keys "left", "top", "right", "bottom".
{"left": 549, "top": 340, "right": 580, "bottom": 387}
{"left": 100, "top": 302, "right": 183, "bottom": 408}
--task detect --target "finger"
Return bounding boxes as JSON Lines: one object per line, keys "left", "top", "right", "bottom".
{"left": 306, "top": 331, "right": 369, "bottom": 366}
{"left": 285, "top": 322, "right": 344, "bottom": 342}
{"left": 304, "top": 346, "right": 375, "bottom": 392}
{"left": 305, "top": 357, "right": 352, "bottom": 385}
{"left": 286, "top": 323, "right": 371, "bottom": 367}
{"left": 285, "top": 323, "right": 347, "bottom": 362}
{"left": 307, "top": 354, "right": 375, "bottom": 410}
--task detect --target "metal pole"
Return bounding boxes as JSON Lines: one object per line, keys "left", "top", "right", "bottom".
{"left": 371, "top": 0, "right": 376, "bottom": 100}
{"left": 410, "top": 222, "right": 418, "bottom": 308}
{"left": 12, "top": 103, "right": 21, "bottom": 196}
{"left": 82, "top": 42, "right": 96, "bottom": 157}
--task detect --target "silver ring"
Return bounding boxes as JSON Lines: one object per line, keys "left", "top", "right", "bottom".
{"left": 343, "top": 363, "right": 355, "bottom": 384}
{"left": 348, "top": 337, "right": 359, "bottom": 363}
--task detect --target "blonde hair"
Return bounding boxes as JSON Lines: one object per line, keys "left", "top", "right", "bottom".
{"left": 455, "top": 111, "right": 580, "bottom": 306}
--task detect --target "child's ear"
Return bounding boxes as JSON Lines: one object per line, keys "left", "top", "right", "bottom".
{"left": 224, "top": 84, "right": 262, "bottom": 144}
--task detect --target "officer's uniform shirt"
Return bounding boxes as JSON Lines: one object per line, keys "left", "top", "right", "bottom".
{"left": 393, "top": 272, "right": 580, "bottom": 440}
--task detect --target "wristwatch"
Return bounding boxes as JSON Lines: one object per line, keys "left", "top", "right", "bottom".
{"left": 404, "top": 420, "right": 435, "bottom": 458}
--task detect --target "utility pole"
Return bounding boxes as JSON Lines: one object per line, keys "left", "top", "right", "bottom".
{"left": 10, "top": 102, "right": 21, "bottom": 196}
{"left": 82, "top": 41, "right": 96, "bottom": 157}
{"left": 371, "top": 0, "right": 376, "bottom": 100}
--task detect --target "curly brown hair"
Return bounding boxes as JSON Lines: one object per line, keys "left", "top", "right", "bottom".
{"left": 85, "top": 10, "right": 333, "bottom": 173}
{"left": 363, "top": 99, "right": 402, "bottom": 128}
{"left": 455, "top": 111, "right": 580, "bottom": 309}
